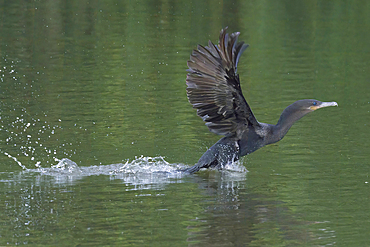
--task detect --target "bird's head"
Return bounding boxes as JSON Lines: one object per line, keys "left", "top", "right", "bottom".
{"left": 278, "top": 99, "right": 338, "bottom": 127}
{"left": 306, "top": 100, "right": 338, "bottom": 111}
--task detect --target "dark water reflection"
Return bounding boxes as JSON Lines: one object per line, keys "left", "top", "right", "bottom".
{"left": 1, "top": 161, "right": 328, "bottom": 246}
{"left": 1, "top": 0, "right": 370, "bottom": 246}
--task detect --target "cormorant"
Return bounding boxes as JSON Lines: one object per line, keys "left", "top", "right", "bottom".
{"left": 184, "top": 28, "right": 338, "bottom": 174}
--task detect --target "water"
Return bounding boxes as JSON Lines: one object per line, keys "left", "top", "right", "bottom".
{"left": 1, "top": 1, "right": 369, "bottom": 246}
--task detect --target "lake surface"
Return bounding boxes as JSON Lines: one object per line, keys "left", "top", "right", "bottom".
{"left": 1, "top": 1, "right": 369, "bottom": 246}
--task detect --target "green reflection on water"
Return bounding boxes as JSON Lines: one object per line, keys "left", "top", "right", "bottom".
{"left": 0, "top": 0, "right": 369, "bottom": 246}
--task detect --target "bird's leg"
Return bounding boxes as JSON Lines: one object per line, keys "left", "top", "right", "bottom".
{"left": 182, "top": 138, "right": 239, "bottom": 174}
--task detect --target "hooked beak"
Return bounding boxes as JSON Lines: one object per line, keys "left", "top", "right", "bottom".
{"left": 310, "top": 101, "right": 338, "bottom": 111}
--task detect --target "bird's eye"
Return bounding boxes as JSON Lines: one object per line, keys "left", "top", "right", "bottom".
{"left": 312, "top": 101, "right": 317, "bottom": 106}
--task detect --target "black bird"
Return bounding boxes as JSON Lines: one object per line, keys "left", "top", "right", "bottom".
{"left": 184, "top": 28, "right": 338, "bottom": 174}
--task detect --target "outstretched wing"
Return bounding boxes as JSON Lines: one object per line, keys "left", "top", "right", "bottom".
{"left": 186, "top": 27, "right": 259, "bottom": 137}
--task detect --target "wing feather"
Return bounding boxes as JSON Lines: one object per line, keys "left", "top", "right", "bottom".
{"left": 186, "top": 27, "right": 259, "bottom": 136}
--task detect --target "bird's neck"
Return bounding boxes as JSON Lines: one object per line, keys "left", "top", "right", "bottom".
{"left": 272, "top": 105, "right": 311, "bottom": 142}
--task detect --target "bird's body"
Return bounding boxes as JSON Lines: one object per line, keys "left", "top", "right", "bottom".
{"left": 184, "top": 28, "right": 338, "bottom": 174}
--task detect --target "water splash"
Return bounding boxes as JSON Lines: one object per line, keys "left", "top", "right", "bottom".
{"left": 16, "top": 156, "right": 248, "bottom": 188}
{"left": 25, "top": 156, "right": 187, "bottom": 186}
{"left": 0, "top": 114, "right": 65, "bottom": 168}
{"left": 3, "top": 151, "right": 28, "bottom": 170}
{"left": 39, "top": 156, "right": 186, "bottom": 175}
{"left": 116, "top": 156, "right": 184, "bottom": 174}
{"left": 224, "top": 160, "right": 249, "bottom": 173}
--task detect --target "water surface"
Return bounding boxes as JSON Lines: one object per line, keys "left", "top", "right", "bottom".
{"left": 0, "top": 1, "right": 369, "bottom": 246}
